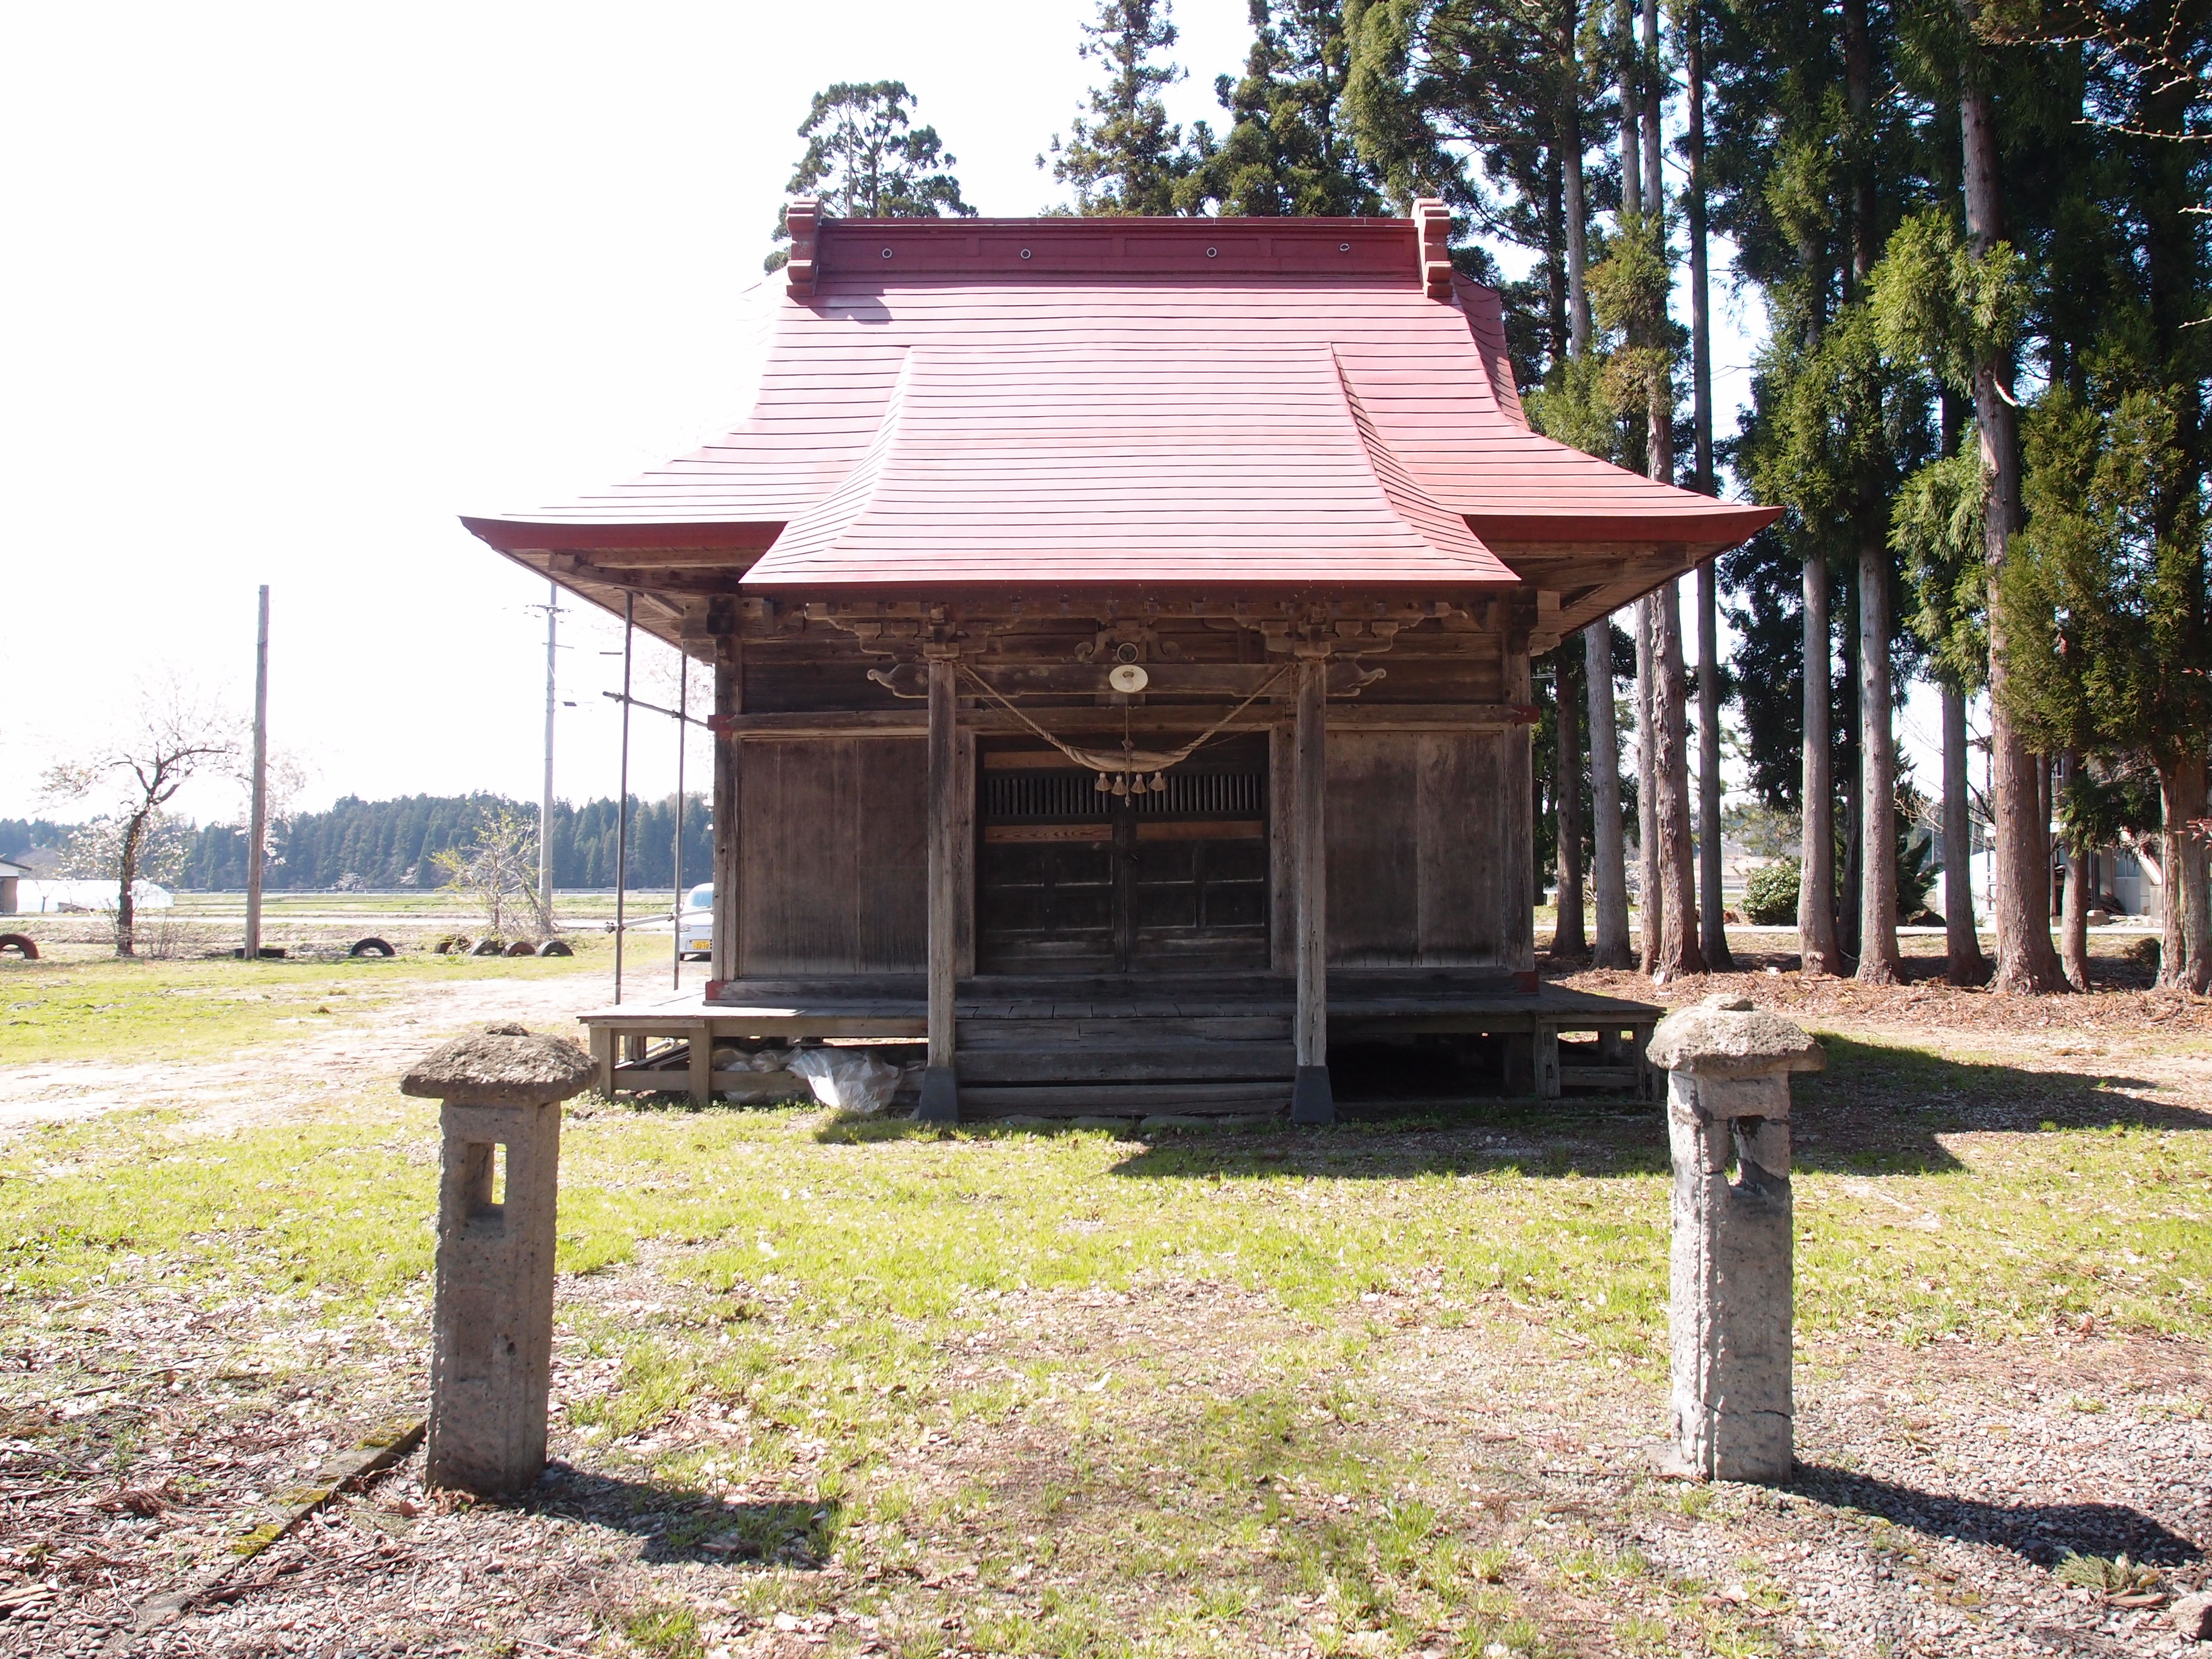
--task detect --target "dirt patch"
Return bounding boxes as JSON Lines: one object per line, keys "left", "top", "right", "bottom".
{"left": 0, "top": 970, "right": 622, "bottom": 1136}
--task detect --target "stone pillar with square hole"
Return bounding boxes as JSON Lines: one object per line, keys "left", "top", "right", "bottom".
{"left": 1647, "top": 994, "right": 1824, "bottom": 1483}
{"left": 401, "top": 1022, "right": 593, "bottom": 1495}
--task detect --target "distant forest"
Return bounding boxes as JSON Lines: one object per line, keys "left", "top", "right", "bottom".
{"left": 0, "top": 794, "right": 712, "bottom": 893}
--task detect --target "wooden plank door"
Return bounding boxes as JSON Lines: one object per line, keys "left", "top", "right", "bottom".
{"left": 976, "top": 735, "right": 1270, "bottom": 974}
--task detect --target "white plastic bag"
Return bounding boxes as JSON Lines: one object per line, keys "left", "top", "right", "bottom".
{"left": 787, "top": 1047, "right": 900, "bottom": 1114}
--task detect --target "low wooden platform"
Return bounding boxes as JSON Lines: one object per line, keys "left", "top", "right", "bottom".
{"left": 577, "top": 973, "right": 1660, "bottom": 1115}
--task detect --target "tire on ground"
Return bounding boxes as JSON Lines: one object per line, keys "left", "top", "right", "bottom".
{"left": 0, "top": 934, "right": 38, "bottom": 960}
{"left": 504, "top": 939, "right": 537, "bottom": 957}
{"left": 471, "top": 938, "right": 506, "bottom": 956}
{"left": 537, "top": 939, "right": 574, "bottom": 957}
{"left": 349, "top": 936, "right": 396, "bottom": 958}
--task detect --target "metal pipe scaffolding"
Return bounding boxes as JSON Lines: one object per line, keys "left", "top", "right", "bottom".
{"left": 613, "top": 594, "right": 634, "bottom": 1006}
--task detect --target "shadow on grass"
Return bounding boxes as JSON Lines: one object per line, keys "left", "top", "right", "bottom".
{"left": 1095, "top": 1035, "right": 2204, "bottom": 1181}
{"left": 1794, "top": 1463, "right": 2202, "bottom": 1568}
{"left": 521, "top": 1461, "right": 839, "bottom": 1567}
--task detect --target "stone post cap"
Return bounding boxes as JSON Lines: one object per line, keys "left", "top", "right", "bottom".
{"left": 1647, "top": 994, "right": 1825, "bottom": 1080}
{"left": 401, "top": 1022, "right": 595, "bottom": 1106}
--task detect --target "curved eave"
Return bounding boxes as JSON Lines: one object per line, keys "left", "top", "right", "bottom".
{"left": 460, "top": 515, "right": 782, "bottom": 557}
{"left": 1463, "top": 504, "right": 1780, "bottom": 546}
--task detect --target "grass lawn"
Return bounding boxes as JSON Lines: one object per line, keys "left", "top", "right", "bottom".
{"left": 2, "top": 960, "right": 2207, "bottom": 1656}
{"left": 0, "top": 939, "right": 611, "bottom": 1067}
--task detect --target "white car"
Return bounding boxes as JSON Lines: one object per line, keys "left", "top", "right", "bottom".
{"left": 679, "top": 882, "right": 713, "bottom": 960}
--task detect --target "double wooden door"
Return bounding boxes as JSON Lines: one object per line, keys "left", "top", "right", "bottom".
{"left": 975, "top": 735, "right": 1270, "bottom": 974}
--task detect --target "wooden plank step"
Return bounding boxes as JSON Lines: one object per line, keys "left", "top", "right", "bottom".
{"left": 954, "top": 1043, "right": 1295, "bottom": 1085}
{"left": 1557, "top": 1065, "right": 1640, "bottom": 1088}
{"left": 954, "top": 1016, "right": 1293, "bottom": 1047}
{"left": 959, "top": 1081, "right": 1292, "bottom": 1116}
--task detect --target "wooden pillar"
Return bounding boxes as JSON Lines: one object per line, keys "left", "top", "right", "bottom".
{"left": 1291, "top": 648, "right": 1333, "bottom": 1125}
{"left": 710, "top": 634, "right": 740, "bottom": 988}
{"left": 919, "top": 652, "right": 960, "bottom": 1122}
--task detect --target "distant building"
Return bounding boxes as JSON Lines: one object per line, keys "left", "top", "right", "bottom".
{"left": 0, "top": 858, "right": 24, "bottom": 914}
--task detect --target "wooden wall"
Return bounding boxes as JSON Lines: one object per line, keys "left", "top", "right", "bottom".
{"left": 1321, "top": 726, "right": 1533, "bottom": 970}
{"left": 735, "top": 737, "right": 930, "bottom": 975}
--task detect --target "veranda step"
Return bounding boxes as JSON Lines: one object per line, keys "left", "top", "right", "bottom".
{"left": 957, "top": 1080, "right": 1292, "bottom": 1117}
{"left": 954, "top": 1042, "right": 1295, "bottom": 1085}
{"left": 954, "top": 1015, "right": 1292, "bottom": 1048}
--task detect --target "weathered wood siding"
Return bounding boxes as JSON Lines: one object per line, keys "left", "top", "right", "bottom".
{"left": 736, "top": 737, "right": 928, "bottom": 974}
{"left": 1322, "top": 728, "right": 1531, "bottom": 968}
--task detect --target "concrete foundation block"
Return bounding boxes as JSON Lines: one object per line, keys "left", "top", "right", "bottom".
{"left": 1648, "top": 996, "right": 1823, "bottom": 1484}
{"left": 1290, "top": 1064, "right": 1334, "bottom": 1125}
{"left": 401, "top": 1024, "right": 592, "bottom": 1496}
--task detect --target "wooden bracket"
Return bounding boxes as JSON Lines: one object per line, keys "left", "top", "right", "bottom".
{"left": 785, "top": 198, "right": 819, "bottom": 297}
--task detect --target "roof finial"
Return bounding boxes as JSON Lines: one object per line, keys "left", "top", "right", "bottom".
{"left": 785, "top": 198, "right": 820, "bottom": 298}
{"left": 1412, "top": 198, "right": 1453, "bottom": 300}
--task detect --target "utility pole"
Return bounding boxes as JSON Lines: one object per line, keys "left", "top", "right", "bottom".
{"left": 244, "top": 586, "right": 270, "bottom": 961}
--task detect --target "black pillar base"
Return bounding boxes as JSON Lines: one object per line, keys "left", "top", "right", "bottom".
{"left": 917, "top": 1065, "right": 960, "bottom": 1123}
{"left": 1290, "top": 1064, "right": 1334, "bottom": 1125}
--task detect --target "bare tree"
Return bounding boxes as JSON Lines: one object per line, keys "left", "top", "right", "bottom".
{"left": 434, "top": 806, "right": 552, "bottom": 943}
{"left": 43, "top": 682, "right": 239, "bottom": 957}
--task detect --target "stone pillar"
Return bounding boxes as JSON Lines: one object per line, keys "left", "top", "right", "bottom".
{"left": 1647, "top": 994, "right": 1823, "bottom": 1483}
{"left": 401, "top": 1022, "right": 593, "bottom": 1495}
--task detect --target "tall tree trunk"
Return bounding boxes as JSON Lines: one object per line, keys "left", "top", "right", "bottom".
{"left": 1554, "top": 650, "right": 1589, "bottom": 956}
{"left": 1843, "top": 0, "right": 1898, "bottom": 984}
{"left": 1584, "top": 620, "right": 1634, "bottom": 967}
{"left": 2059, "top": 754, "right": 2090, "bottom": 990}
{"left": 1636, "top": 598, "right": 1661, "bottom": 971}
{"left": 1940, "top": 681, "right": 1987, "bottom": 984}
{"left": 1640, "top": 0, "right": 1663, "bottom": 218}
{"left": 1617, "top": 0, "right": 1640, "bottom": 221}
{"left": 1857, "top": 533, "right": 1902, "bottom": 981}
{"left": 1800, "top": 559, "right": 1842, "bottom": 974}
{"left": 2158, "top": 754, "right": 2211, "bottom": 993}
{"left": 1960, "top": 13, "right": 2066, "bottom": 993}
{"left": 1654, "top": 579, "right": 1706, "bottom": 979}
{"left": 1561, "top": 3, "right": 1590, "bottom": 359}
{"left": 1543, "top": 153, "right": 1569, "bottom": 366}
{"left": 1686, "top": 1, "right": 1732, "bottom": 970}
{"left": 1838, "top": 585, "right": 1863, "bottom": 962}
{"left": 1695, "top": 563, "right": 1732, "bottom": 967}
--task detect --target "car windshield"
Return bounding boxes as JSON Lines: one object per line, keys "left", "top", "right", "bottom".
{"left": 684, "top": 884, "right": 713, "bottom": 913}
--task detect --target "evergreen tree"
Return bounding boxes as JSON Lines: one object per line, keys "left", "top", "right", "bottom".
{"left": 2000, "top": 385, "right": 2210, "bottom": 989}
{"left": 766, "top": 82, "right": 973, "bottom": 270}
{"left": 1203, "top": 1, "right": 1383, "bottom": 214}
{"left": 1047, "top": 0, "right": 1211, "bottom": 213}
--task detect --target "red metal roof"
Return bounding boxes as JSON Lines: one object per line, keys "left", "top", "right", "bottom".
{"left": 461, "top": 209, "right": 1776, "bottom": 589}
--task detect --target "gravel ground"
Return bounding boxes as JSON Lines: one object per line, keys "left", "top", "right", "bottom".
{"left": 2, "top": 947, "right": 2205, "bottom": 1658}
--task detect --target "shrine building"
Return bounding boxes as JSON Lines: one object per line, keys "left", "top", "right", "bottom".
{"left": 462, "top": 199, "right": 1775, "bottom": 1124}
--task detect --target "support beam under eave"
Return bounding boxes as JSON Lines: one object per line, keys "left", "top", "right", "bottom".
{"left": 1291, "top": 648, "right": 1333, "bottom": 1125}
{"left": 919, "top": 653, "right": 960, "bottom": 1122}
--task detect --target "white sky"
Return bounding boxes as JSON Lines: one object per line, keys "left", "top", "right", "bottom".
{"left": 3, "top": 0, "right": 1903, "bottom": 833}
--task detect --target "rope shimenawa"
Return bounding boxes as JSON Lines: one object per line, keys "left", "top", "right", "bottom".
{"left": 954, "top": 660, "right": 1294, "bottom": 797}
